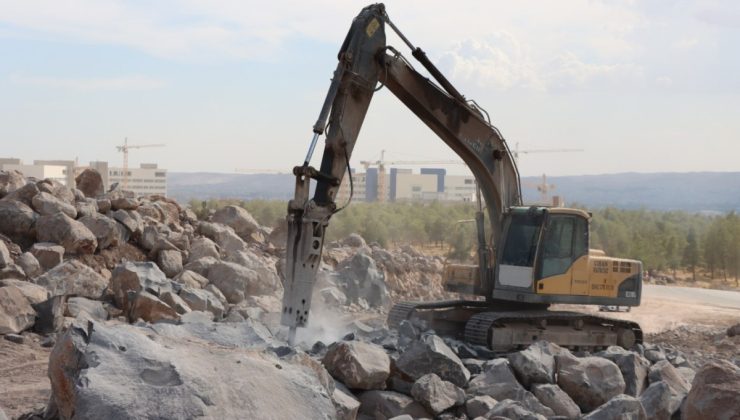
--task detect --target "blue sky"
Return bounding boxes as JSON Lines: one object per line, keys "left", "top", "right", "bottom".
{"left": 0, "top": 0, "right": 738, "bottom": 176}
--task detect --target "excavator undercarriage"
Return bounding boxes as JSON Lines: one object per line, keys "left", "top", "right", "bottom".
{"left": 388, "top": 300, "right": 642, "bottom": 353}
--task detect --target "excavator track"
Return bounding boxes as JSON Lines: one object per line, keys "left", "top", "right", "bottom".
{"left": 388, "top": 301, "right": 643, "bottom": 353}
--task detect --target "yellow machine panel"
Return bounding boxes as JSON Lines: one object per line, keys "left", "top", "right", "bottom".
{"left": 537, "top": 255, "right": 641, "bottom": 299}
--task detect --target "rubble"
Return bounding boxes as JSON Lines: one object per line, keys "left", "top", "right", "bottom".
{"left": 683, "top": 359, "right": 740, "bottom": 420}
{"left": 396, "top": 334, "right": 470, "bottom": 387}
{"left": 322, "top": 340, "right": 391, "bottom": 390}
{"left": 410, "top": 373, "right": 465, "bottom": 414}
{"left": 0, "top": 285, "right": 36, "bottom": 334}
{"left": 556, "top": 353, "right": 626, "bottom": 412}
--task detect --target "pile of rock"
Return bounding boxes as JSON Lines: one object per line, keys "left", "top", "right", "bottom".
{"left": 0, "top": 169, "right": 283, "bottom": 339}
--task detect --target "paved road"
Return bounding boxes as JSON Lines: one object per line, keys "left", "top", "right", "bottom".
{"left": 643, "top": 284, "right": 740, "bottom": 310}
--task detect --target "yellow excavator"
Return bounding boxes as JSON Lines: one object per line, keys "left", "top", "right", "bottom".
{"left": 281, "top": 4, "right": 642, "bottom": 351}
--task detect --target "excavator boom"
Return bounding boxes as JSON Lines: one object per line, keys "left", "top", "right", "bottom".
{"left": 281, "top": 4, "right": 520, "bottom": 336}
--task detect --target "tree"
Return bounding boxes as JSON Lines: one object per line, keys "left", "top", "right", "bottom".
{"left": 683, "top": 227, "right": 701, "bottom": 282}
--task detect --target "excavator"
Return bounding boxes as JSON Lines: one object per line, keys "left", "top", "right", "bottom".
{"left": 281, "top": 4, "right": 643, "bottom": 352}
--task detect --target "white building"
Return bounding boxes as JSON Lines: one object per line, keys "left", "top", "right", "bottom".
{"left": 107, "top": 163, "right": 167, "bottom": 197}
{"left": 0, "top": 158, "right": 72, "bottom": 186}
{"left": 443, "top": 175, "right": 477, "bottom": 202}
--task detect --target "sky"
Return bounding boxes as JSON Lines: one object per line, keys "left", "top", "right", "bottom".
{"left": 0, "top": 0, "right": 738, "bottom": 177}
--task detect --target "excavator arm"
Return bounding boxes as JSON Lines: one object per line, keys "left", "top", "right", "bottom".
{"left": 281, "top": 4, "right": 521, "bottom": 339}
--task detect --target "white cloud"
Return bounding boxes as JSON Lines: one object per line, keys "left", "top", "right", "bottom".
{"left": 10, "top": 74, "right": 165, "bottom": 90}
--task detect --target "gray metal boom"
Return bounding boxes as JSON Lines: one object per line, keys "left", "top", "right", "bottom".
{"left": 281, "top": 3, "right": 521, "bottom": 336}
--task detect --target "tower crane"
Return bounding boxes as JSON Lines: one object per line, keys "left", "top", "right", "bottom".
{"left": 512, "top": 142, "right": 583, "bottom": 162}
{"left": 115, "top": 138, "right": 165, "bottom": 190}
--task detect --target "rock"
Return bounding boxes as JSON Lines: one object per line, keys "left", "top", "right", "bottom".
{"left": 78, "top": 213, "right": 121, "bottom": 251}
{"left": 468, "top": 358, "right": 555, "bottom": 417}
{"left": 187, "top": 237, "right": 220, "bottom": 263}
{"left": 0, "top": 170, "right": 26, "bottom": 197}
{"left": 4, "top": 333, "right": 24, "bottom": 344}
{"left": 1, "top": 181, "right": 39, "bottom": 206}
{"left": 486, "top": 399, "right": 547, "bottom": 420}
{"left": 31, "top": 295, "right": 65, "bottom": 334}
{"left": 0, "top": 199, "right": 37, "bottom": 245}
{"left": 644, "top": 347, "right": 667, "bottom": 364}
{"left": 465, "top": 395, "right": 498, "bottom": 418}
{"left": 48, "top": 319, "right": 336, "bottom": 419}
{"left": 0, "top": 263, "right": 25, "bottom": 280}
{"left": 225, "top": 249, "right": 281, "bottom": 294}
{"left": 507, "top": 340, "right": 559, "bottom": 388}
{"left": 0, "top": 278, "right": 49, "bottom": 304}
{"left": 110, "top": 195, "right": 139, "bottom": 211}
{"left": 323, "top": 340, "right": 391, "bottom": 390}
{"left": 75, "top": 168, "right": 104, "bottom": 198}
{"left": 583, "top": 394, "right": 647, "bottom": 420}
{"left": 335, "top": 252, "right": 389, "bottom": 307}
{"left": 129, "top": 290, "right": 180, "bottom": 323}
{"left": 174, "top": 270, "right": 209, "bottom": 289}
{"left": 0, "top": 285, "right": 36, "bottom": 334}
{"left": 31, "top": 191, "right": 77, "bottom": 218}
{"left": 410, "top": 373, "right": 465, "bottom": 414}
{"left": 639, "top": 381, "right": 673, "bottom": 420}
{"left": 109, "top": 262, "right": 171, "bottom": 312}
{"left": 197, "top": 222, "right": 247, "bottom": 257}
{"left": 727, "top": 323, "right": 740, "bottom": 337}
{"left": 532, "top": 383, "right": 581, "bottom": 418}
{"left": 35, "top": 260, "right": 108, "bottom": 299}
{"left": 157, "top": 249, "right": 183, "bottom": 278}
{"left": 211, "top": 205, "right": 261, "bottom": 240}
{"left": 183, "top": 256, "right": 220, "bottom": 277}
{"left": 358, "top": 390, "right": 431, "bottom": 419}
{"left": 179, "top": 287, "right": 225, "bottom": 319}
{"left": 207, "top": 261, "right": 262, "bottom": 303}
{"left": 342, "top": 233, "right": 367, "bottom": 248}
{"left": 112, "top": 209, "right": 143, "bottom": 237}
{"left": 319, "top": 286, "right": 347, "bottom": 306}
{"left": 677, "top": 366, "right": 696, "bottom": 384}
{"left": 333, "top": 382, "right": 361, "bottom": 420}
{"left": 0, "top": 241, "right": 10, "bottom": 268}
{"left": 683, "top": 359, "right": 740, "bottom": 420}
{"left": 556, "top": 353, "right": 626, "bottom": 412}
{"left": 648, "top": 360, "right": 690, "bottom": 413}
{"left": 396, "top": 334, "right": 470, "bottom": 387}
{"left": 31, "top": 242, "right": 65, "bottom": 270}
{"left": 37, "top": 179, "right": 74, "bottom": 204}
{"left": 160, "top": 290, "right": 191, "bottom": 315}
{"left": 36, "top": 213, "right": 97, "bottom": 255}
{"left": 65, "top": 297, "right": 108, "bottom": 321}
{"left": 16, "top": 252, "right": 42, "bottom": 278}
{"left": 598, "top": 346, "right": 651, "bottom": 397}
{"left": 96, "top": 198, "right": 111, "bottom": 213}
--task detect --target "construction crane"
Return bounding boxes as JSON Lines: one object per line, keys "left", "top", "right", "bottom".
{"left": 523, "top": 173, "right": 558, "bottom": 205}
{"left": 115, "top": 138, "right": 165, "bottom": 190}
{"left": 512, "top": 142, "right": 583, "bottom": 162}
{"left": 359, "top": 150, "right": 464, "bottom": 202}
{"left": 234, "top": 168, "right": 289, "bottom": 174}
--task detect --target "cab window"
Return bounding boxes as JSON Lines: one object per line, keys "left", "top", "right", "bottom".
{"left": 501, "top": 213, "right": 542, "bottom": 267}
{"left": 540, "top": 215, "right": 575, "bottom": 278}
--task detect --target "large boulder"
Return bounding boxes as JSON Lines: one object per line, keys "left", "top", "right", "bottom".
{"left": 47, "top": 320, "right": 336, "bottom": 419}
{"left": 332, "top": 382, "right": 360, "bottom": 420}
{"left": 75, "top": 168, "right": 104, "bottom": 198}
{"left": 0, "top": 170, "right": 26, "bottom": 197}
{"left": 178, "top": 287, "right": 225, "bottom": 319}
{"left": 31, "top": 242, "right": 65, "bottom": 270}
{"left": 129, "top": 290, "right": 180, "bottom": 323}
{"left": 507, "top": 340, "right": 560, "bottom": 388}
{"left": 0, "top": 200, "right": 37, "bottom": 245}
{"left": 0, "top": 285, "right": 36, "bottom": 334}
{"left": 109, "top": 262, "right": 171, "bottom": 312}
{"left": 0, "top": 278, "right": 49, "bottom": 304}
{"left": 683, "top": 360, "right": 740, "bottom": 420}
{"left": 157, "top": 249, "right": 183, "bottom": 278}
{"left": 532, "top": 383, "right": 581, "bottom": 418}
{"left": 65, "top": 296, "right": 108, "bottom": 321}
{"left": 640, "top": 381, "right": 673, "bottom": 420}
{"left": 211, "top": 205, "right": 261, "bottom": 241}
{"left": 111, "top": 209, "right": 143, "bottom": 237}
{"left": 37, "top": 179, "right": 74, "bottom": 204}
{"left": 36, "top": 213, "right": 97, "bottom": 255}
{"left": 556, "top": 353, "right": 626, "bottom": 412}
{"left": 207, "top": 261, "right": 262, "bottom": 303}
{"left": 31, "top": 191, "right": 77, "bottom": 218}
{"left": 358, "top": 390, "right": 430, "bottom": 420}
{"left": 225, "top": 250, "right": 281, "bottom": 295}
{"left": 174, "top": 270, "right": 209, "bottom": 289}
{"left": 648, "top": 360, "right": 690, "bottom": 413}
{"left": 78, "top": 213, "right": 122, "bottom": 251}
{"left": 35, "top": 260, "right": 108, "bottom": 299}
{"left": 0, "top": 241, "right": 11, "bottom": 269}
{"left": 197, "top": 221, "right": 247, "bottom": 257}
{"left": 335, "top": 252, "right": 389, "bottom": 308}
{"left": 16, "top": 252, "right": 42, "bottom": 278}
{"left": 322, "top": 340, "right": 391, "bottom": 390}
{"left": 465, "top": 395, "right": 498, "bottom": 418}
{"left": 598, "top": 346, "right": 651, "bottom": 397}
{"left": 486, "top": 399, "right": 547, "bottom": 420}
{"left": 396, "top": 334, "right": 470, "bottom": 387}
{"left": 1, "top": 182, "right": 39, "bottom": 206}
{"left": 187, "top": 237, "right": 220, "bottom": 263}
{"left": 467, "top": 358, "right": 555, "bottom": 417}
{"left": 410, "top": 373, "right": 465, "bottom": 414}
{"left": 582, "top": 394, "right": 646, "bottom": 420}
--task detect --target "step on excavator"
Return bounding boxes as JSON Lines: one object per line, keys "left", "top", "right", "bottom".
{"left": 281, "top": 4, "right": 643, "bottom": 352}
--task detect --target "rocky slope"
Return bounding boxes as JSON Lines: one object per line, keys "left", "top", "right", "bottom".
{"left": 0, "top": 168, "right": 738, "bottom": 419}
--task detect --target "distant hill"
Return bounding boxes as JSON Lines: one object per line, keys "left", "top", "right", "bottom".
{"left": 168, "top": 171, "right": 740, "bottom": 213}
